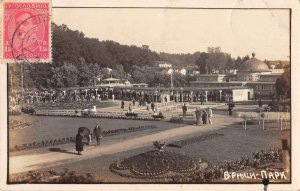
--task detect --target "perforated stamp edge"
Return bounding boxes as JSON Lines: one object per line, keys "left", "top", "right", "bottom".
{"left": 0, "top": 0, "right": 52, "bottom": 64}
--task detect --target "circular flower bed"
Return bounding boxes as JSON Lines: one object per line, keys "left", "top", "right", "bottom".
{"left": 110, "top": 150, "right": 207, "bottom": 179}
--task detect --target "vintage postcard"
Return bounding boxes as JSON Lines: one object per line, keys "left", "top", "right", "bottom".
{"left": 1, "top": 0, "right": 300, "bottom": 191}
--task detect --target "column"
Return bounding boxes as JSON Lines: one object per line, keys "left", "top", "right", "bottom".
{"left": 74, "top": 90, "right": 77, "bottom": 100}
{"left": 95, "top": 89, "right": 98, "bottom": 100}
{"left": 205, "top": 91, "right": 208, "bottom": 103}
{"left": 219, "top": 90, "right": 222, "bottom": 102}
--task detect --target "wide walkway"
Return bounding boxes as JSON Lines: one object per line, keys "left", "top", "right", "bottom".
{"left": 9, "top": 113, "right": 241, "bottom": 174}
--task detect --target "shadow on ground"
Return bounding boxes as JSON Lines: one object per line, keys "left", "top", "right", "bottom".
{"left": 49, "top": 148, "right": 78, "bottom": 155}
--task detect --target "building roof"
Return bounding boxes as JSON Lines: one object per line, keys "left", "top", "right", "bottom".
{"left": 195, "top": 74, "right": 228, "bottom": 77}
{"left": 239, "top": 57, "right": 270, "bottom": 73}
{"left": 103, "top": 78, "right": 121, "bottom": 81}
{"left": 259, "top": 73, "right": 283, "bottom": 76}
{"left": 190, "top": 81, "right": 275, "bottom": 85}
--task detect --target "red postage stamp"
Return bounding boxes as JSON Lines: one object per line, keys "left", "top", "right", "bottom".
{"left": 1, "top": 0, "right": 52, "bottom": 63}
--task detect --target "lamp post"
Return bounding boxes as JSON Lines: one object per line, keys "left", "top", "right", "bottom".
{"left": 180, "top": 87, "right": 183, "bottom": 102}
{"left": 228, "top": 93, "right": 234, "bottom": 116}
{"left": 154, "top": 90, "right": 158, "bottom": 103}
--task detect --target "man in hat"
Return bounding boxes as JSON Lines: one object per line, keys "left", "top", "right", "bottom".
{"left": 182, "top": 103, "right": 187, "bottom": 118}
{"left": 93, "top": 122, "right": 103, "bottom": 146}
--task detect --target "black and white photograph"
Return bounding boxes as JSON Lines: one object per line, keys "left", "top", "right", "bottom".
{"left": 1, "top": 0, "right": 299, "bottom": 190}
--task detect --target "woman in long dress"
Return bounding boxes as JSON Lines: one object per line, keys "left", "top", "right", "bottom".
{"left": 75, "top": 132, "right": 83, "bottom": 155}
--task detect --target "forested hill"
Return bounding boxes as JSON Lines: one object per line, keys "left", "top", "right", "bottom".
{"left": 159, "top": 52, "right": 202, "bottom": 67}
{"left": 52, "top": 23, "right": 160, "bottom": 70}
{"left": 8, "top": 23, "right": 287, "bottom": 89}
{"left": 10, "top": 23, "right": 197, "bottom": 89}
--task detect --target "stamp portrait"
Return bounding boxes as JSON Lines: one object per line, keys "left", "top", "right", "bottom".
{"left": 2, "top": 1, "right": 51, "bottom": 63}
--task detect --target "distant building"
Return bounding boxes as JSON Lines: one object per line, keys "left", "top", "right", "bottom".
{"left": 190, "top": 55, "right": 285, "bottom": 98}
{"left": 192, "top": 71, "right": 200, "bottom": 76}
{"left": 95, "top": 77, "right": 148, "bottom": 88}
{"left": 179, "top": 68, "right": 186, "bottom": 76}
{"left": 164, "top": 68, "right": 186, "bottom": 76}
{"left": 157, "top": 61, "right": 172, "bottom": 68}
{"left": 167, "top": 68, "right": 174, "bottom": 75}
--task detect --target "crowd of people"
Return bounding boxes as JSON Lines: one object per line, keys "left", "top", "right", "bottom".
{"left": 9, "top": 87, "right": 232, "bottom": 109}
{"left": 181, "top": 103, "right": 213, "bottom": 126}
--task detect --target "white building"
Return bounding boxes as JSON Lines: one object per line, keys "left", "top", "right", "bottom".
{"left": 158, "top": 61, "right": 172, "bottom": 68}
{"left": 190, "top": 55, "right": 286, "bottom": 98}
{"left": 96, "top": 77, "right": 148, "bottom": 88}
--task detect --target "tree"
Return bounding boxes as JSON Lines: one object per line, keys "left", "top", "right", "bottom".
{"left": 111, "top": 64, "right": 126, "bottom": 79}
{"left": 206, "top": 52, "right": 231, "bottom": 73}
{"left": 234, "top": 56, "right": 243, "bottom": 69}
{"left": 242, "top": 55, "right": 250, "bottom": 62}
{"left": 225, "top": 57, "right": 235, "bottom": 71}
{"left": 275, "top": 66, "right": 291, "bottom": 99}
{"left": 195, "top": 52, "right": 209, "bottom": 74}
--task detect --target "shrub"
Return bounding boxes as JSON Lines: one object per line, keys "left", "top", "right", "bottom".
{"left": 170, "top": 117, "right": 183, "bottom": 123}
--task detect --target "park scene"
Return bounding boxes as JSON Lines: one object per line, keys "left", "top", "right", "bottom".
{"left": 7, "top": 9, "right": 291, "bottom": 184}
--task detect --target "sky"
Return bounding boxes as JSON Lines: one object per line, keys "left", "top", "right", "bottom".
{"left": 53, "top": 8, "right": 290, "bottom": 61}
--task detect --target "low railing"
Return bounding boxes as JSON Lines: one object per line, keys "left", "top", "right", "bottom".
{"left": 234, "top": 111, "right": 290, "bottom": 121}
{"left": 34, "top": 109, "right": 161, "bottom": 121}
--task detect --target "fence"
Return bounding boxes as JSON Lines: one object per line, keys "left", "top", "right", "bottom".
{"left": 234, "top": 111, "right": 290, "bottom": 121}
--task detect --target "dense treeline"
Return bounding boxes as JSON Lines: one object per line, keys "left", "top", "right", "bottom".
{"left": 275, "top": 65, "right": 291, "bottom": 99}
{"left": 8, "top": 23, "right": 288, "bottom": 90}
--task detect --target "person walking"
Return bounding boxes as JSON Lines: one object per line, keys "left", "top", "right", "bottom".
{"left": 128, "top": 104, "right": 132, "bottom": 113}
{"left": 93, "top": 122, "right": 103, "bottom": 146}
{"left": 182, "top": 103, "right": 187, "bottom": 118}
{"left": 207, "top": 107, "right": 213, "bottom": 125}
{"left": 195, "top": 108, "right": 201, "bottom": 125}
{"left": 202, "top": 110, "right": 207, "bottom": 124}
{"left": 151, "top": 102, "right": 155, "bottom": 112}
{"left": 121, "top": 100, "right": 124, "bottom": 109}
{"left": 228, "top": 102, "right": 235, "bottom": 116}
{"left": 75, "top": 131, "right": 84, "bottom": 155}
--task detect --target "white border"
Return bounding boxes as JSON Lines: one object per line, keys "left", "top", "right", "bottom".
{"left": 1, "top": 0, "right": 299, "bottom": 190}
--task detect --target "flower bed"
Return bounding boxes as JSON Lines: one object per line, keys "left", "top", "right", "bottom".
{"left": 9, "top": 125, "right": 157, "bottom": 152}
{"left": 9, "top": 168, "right": 96, "bottom": 183}
{"left": 168, "top": 148, "right": 283, "bottom": 183}
{"left": 34, "top": 113, "right": 161, "bottom": 121}
{"left": 9, "top": 119, "right": 40, "bottom": 130}
{"left": 169, "top": 117, "right": 183, "bottom": 123}
{"left": 110, "top": 150, "right": 207, "bottom": 179}
{"left": 167, "top": 133, "right": 224, "bottom": 148}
